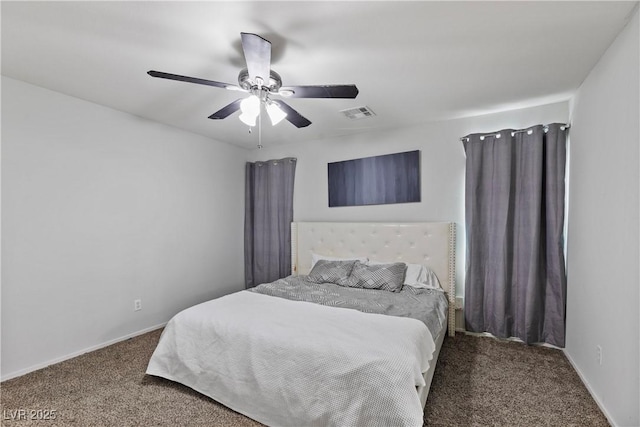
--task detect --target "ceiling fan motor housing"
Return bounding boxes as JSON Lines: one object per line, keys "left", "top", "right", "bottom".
{"left": 238, "top": 68, "right": 282, "bottom": 93}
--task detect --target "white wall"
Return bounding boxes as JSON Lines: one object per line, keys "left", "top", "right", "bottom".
{"left": 248, "top": 101, "right": 569, "bottom": 297}
{"left": 565, "top": 7, "right": 639, "bottom": 427}
{"left": 1, "top": 77, "right": 247, "bottom": 380}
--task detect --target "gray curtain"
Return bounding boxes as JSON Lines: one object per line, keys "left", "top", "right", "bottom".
{"left": 463, "top": 124, "right": 567, "bottom": 347}
{"left": 244, "top": 157, "right": 296, "bottom": 289}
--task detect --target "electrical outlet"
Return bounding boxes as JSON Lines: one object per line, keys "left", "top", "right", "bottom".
{"left": 596, "top": 345, "right": 602, "bottom": 365}
{"left": 134, "top": 299, "right": 142, "bottom": 312}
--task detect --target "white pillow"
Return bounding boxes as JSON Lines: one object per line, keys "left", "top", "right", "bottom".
{"left": 368, "top": 259, "right": 442, "bottom": 290}
{"left": 311, "top": 252, "right": 368, "bottom": 269}
{"left": 404, "top": 263, "right": 442, "bottom": 290}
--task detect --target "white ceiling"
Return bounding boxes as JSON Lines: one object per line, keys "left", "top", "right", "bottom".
{"left": 2, "top": 1, "right": 637, "bottom": 149}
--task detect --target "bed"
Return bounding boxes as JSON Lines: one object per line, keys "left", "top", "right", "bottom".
{"left": 146, "top": 222, "right": 456, "bottom": 426}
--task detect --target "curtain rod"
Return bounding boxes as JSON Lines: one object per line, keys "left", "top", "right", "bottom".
{"left": 459, "top": 123, "right": 570, "bottom": 142}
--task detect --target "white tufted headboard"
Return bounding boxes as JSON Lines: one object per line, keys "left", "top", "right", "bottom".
{"left": 290, "top": 222, "right": 456, "bottom": 336}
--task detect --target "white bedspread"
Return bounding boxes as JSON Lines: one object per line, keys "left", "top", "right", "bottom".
{"left": 146, "top": 290, "right": 436, "bottom": 427}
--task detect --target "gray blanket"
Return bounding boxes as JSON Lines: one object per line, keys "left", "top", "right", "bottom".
{"left": 249, "top": 275, "right": 448, "bottom": 339}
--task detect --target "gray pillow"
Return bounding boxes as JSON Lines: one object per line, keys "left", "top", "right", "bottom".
{"left": 347, "top": 261, "right": 407, "bottom": 292}
{"left": 306, "top": 259, "right": 356, "bottom": 286}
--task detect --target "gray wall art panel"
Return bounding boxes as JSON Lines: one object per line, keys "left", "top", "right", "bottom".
{"left": 328, "top": 150, "right": 421, "bottom": 207}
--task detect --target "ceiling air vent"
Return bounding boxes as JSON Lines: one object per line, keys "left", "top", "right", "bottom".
{"left": 340, "top": 106, "right": 376, "bottom": 120}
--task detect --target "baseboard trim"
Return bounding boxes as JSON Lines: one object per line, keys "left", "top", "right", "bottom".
{"left": 0, "top": 322, "right": 167, "bottom": 382}
{"left": 563, "top": 349, "right": 617, "bottom": 427}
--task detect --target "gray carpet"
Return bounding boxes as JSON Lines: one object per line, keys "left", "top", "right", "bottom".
{"left": 1, "top": 329, "right": 608, "bottom": 426}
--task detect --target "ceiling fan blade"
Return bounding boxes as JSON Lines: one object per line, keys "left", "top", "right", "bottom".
{"left": 148, "top": 70, "right": 238, "bottom": 90}
{"left": 208, "top": 99, "right": 243, "bottom": 120}
{"left": 279, "top": 85, "right": 359, "bottom": 99}
{"left": 276, "top": 101, "right": 312, "bottom": 128}
{"left": 240, "top": 33, "right": 271, "bottom": 84}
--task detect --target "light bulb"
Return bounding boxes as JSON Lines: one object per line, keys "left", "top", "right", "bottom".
{"left": 266, "top": 102, "right": 287, "bottom": 126}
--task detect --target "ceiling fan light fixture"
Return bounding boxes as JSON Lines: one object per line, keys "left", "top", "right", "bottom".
{"left": 239, "top": 94, "right": 261, "bottom": 126}
{"left": 266, "top": 102, "right": 287, "bottom": 126}
{"left": 240, "top": 95, "right": 260, "bottom": 116}
{"left": 239, "top": 111, "right": 257, "bottom": 127}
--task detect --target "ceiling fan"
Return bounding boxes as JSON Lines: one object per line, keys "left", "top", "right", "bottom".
{"left": 148, "top": 32, "right": 359, "bottom": 129}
